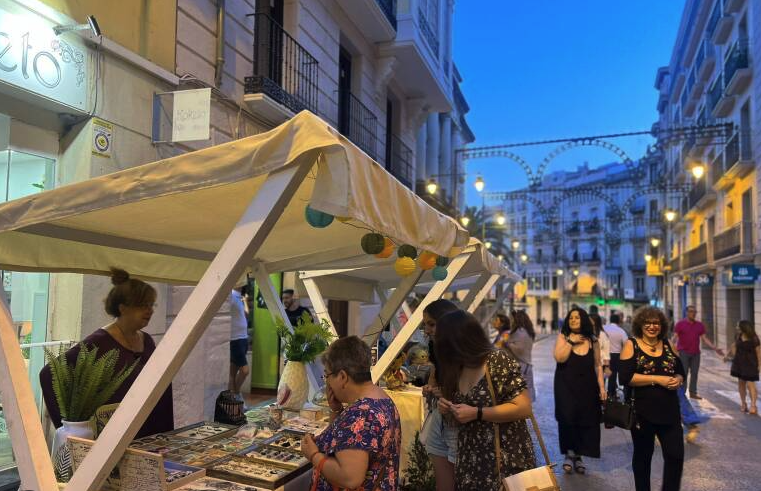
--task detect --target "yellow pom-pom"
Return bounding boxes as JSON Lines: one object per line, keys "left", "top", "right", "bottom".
{"left": 394, "top": 257, "right": 416, "bottom": 277}
{"left": 417, "top": 251, "right": 437, "bottom": 271}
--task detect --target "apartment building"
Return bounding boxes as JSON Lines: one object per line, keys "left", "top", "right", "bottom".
{"left": 653, "top": 0, "right": 759, "bottom": 348}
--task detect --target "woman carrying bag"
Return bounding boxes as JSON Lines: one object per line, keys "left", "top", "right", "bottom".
{"left": 435, "top": 310, "right": 536, "bottom": 490}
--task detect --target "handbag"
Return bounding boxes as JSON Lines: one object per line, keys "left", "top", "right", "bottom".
{"left": 484, "top": 366, "right": 559, "bottom": 491}
{"left": 603, "top": 388, "right": 636, "bottom": 430}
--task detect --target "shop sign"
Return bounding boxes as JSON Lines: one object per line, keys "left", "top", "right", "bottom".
{"left": 692, "top": 273, "right": 713, "bottom": 287}
{"left": 91, "top": 117, "right": 112, "bottom": 157}
{"left": 171, "top": 88, "right": 211, "bottom": 142}
{"left": 731, "top": 264, "right": 760, "bottom": 285}
{"left": 0, "top": 1, "right": 89, "bottom": 111}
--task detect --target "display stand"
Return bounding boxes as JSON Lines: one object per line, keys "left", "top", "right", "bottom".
{"left": 0, "top": 111, "right": 469, "bottom": 491}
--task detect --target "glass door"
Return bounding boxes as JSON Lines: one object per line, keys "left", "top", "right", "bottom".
{"left": 0, "top": 149, "right": 55, "bottom": 473}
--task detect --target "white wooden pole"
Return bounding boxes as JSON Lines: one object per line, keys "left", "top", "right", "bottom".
{"left": 299, "top": 276, "right": 337, "bottom": 337}
{"left": 371, "top": 252, "right": 471, "bottom": 383}
{"left": 0, "top": 295, "right": 58, "bottom": 491}
{"left": 362, "top": 269, "right": 424, "bottom": 346}
{"left": 464, "top": 273, "right": 501, "bottom": 314}
{"left": 66, "top": 158, "right": 314, "bottom": 491}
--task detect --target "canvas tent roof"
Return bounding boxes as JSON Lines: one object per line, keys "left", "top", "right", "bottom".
{"left": 0, "top": 111, "right": 468, "bottom": 282}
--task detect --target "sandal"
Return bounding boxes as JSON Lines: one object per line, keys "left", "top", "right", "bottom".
{"left": 562, "top": 456, "right": 574, "bottom": 474}
{"left": 750, "top": 406, "right": 757, "bottom": 415}
{"left": 741, "top": 403, "right": 748, "bottom": 413}
{"left": 574, "top": 457, "right": 586, "bottom": 474}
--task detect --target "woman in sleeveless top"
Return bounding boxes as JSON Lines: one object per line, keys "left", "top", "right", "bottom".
{"left": 619, "top": 306, "right": 685, "bottom": 491}
{"left": 553, "top": 307, "right": 605, "bottom": 474}
{"left": 726, "top": 320, "right": 761, "bottom": 414}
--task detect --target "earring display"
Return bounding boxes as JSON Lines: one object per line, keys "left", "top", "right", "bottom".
{"left": 266, "top": 431, "right": 302, "bottom": 451}
{"left": 173, "top": 422, "right": 239, "bottom": 440}
{"left": 244, "top": 446, "right": 308, "bottom": 469}
{"left": 208, "top": 456, "right": 293, "bottom": 487}
{"left": 280, "top": 416, "right": 329, "bottom": 434}
{"left": 174, "top": 476, "right": 264, "bottom": 491}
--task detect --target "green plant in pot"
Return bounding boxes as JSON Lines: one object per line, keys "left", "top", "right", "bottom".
{"left": 275, "top": 311, "right": 333, "bottom": 410}
{"left": 44, "top": 344, "right": 138, "bottom": 480}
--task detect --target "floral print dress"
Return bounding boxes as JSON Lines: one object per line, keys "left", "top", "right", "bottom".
{"left": 313, "top": 397, "right": 401, "bottom": 491}
{"left": 453, "top": 350, "right": 536, "bottom": 491}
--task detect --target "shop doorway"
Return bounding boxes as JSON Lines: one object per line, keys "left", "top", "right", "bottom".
{"left": 551, "top": 300, "right": 559, "bottom": 331}
{"left": 699, "top": 285, "right": 715, "bottom": 343}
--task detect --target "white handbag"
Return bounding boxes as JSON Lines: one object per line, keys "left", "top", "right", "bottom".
{"left": 502, "top": 415, "right": 560, "bottom": 491}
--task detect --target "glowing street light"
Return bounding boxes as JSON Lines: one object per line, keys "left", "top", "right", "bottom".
{"left": 573, "top": 269, "right": 579, "bottom": 277}
{"left": 460, "top": 215, "right": 471, "bottom": 227}
{"left": 497, "top": 254, "right": 505, "bottom": 261}
{"left": 496, "top": 212, "right": 506, "bottom": 226}
{"left": 474, "top": 175, "right": 485, "bottom": 192}
{"left": 664, "top": 209, "right": 677, "bottom": 222}
{"left": 556, "top": 268, "right": 564, "bottom": 276}
{"left": 426, "top": 178, "right": 438, "bottom": 195}
{"left": 511, "top": 239, "right": 520, "bottom": 250}
{"left": 650, "top": 237, "right": 661, "bottom": 248}
{"left": 645, "top": 254, "right": 653, "bottom": 262}
{"left": 691, "top": 164, "right": 705, "bottom": 179}
{"left": 485, "top": 241, "right": 492, "bottom": 249}
{"left": 520, "top": 253, "right": 528, "bottom": 263}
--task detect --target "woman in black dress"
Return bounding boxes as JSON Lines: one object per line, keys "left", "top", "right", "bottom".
{"left": 619, "top": 306, "right": 685, "bottom": 491}
{"left": 553, "top": 307, "right": 605, "bottom": 474}
{"left": 727, "top": 320, "right": 760, "bottom": 414}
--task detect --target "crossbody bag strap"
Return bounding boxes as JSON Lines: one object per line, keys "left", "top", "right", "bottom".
{"left": 484, "top": 363, "right": 502, "bottom": 480}
{"left": 527, "top": 413, "right": 551, "bottom": 467}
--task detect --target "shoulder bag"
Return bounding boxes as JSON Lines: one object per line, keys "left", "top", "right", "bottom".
{"left": 603, "top": 337, "right": 639, "bottom": 430}
{"left": 484, "top": 365, "right": 559, "bottom": 491}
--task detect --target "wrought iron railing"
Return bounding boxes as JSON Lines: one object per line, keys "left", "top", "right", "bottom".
{"left": 707, "top": 75, "right": 723, "bottom": 113}
{"left": 713, "top": 221, "right": 753, "bottom": 260}
{"left": 740, "top": 129, "right": 752, "bottom": 160}
{"left": 683, "top": 242, "right": 708, "bottom": 269}
{"left": 695, "top": 39, "right": 706, "bottom": 73}
{"left": 680, "top": 82, "right": 689, "bottom": 108}
{"left": 706, "top": 2, "right": 721, "bottom": 39}
{"left": 724, "top": 131, "right": 740, "bottom": 170}
{"left": 387, "top": 134, "right": 413, "bottom": 188}
{"left": 417, "top": 8, "right": 439, "bottom": 57}
{"left": 583, "top": 251, "right": 601, "bottom": 263}
{"left": 565, "top": 222, "right": 581, "bottom": 235}
{"left": 375, "top": 0, "right": 397, "bottom": 30}
{"left": 245, "top": 14, "right": 319, "bottom": 115}
{"left": 688, "top": 177, "right": 707, "bottom": 209}
{"left": 724, "top": 39, "right": 749, "bottom": 86}
{"left": 669, "top": 256, "right": 682, "bottom": 272}
{"left": 340, "top": 93, "right": 378, "bottom": 160}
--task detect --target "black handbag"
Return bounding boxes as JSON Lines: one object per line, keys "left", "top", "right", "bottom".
{"left": 603, "top": 388, "right": 636, "bottom": 430}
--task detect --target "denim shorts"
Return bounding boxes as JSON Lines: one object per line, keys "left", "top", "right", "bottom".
{"left": 424, "top": 409, "right": 459, "bottom": 463}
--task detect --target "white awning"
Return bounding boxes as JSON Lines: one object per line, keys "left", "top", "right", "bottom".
{"left": 0, "top": 111, "right": 468, "bottom": 283}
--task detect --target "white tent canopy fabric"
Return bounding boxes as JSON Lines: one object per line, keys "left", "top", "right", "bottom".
{"left": 0, "top": 111, "right": 468, "bottom": 284}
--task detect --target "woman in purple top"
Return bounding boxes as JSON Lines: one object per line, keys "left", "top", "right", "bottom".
{"left": 301, "top": 336, "right": 401, "bottom": 490}
{"left": 40, "top": 268, "right": 174, "bottom": 438}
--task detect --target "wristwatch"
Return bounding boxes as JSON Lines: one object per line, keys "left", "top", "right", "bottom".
{"left": 477, "top": 405, "right": 483, "bottom": 421}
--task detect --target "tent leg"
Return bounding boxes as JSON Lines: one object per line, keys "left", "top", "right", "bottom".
{"left": 480, "top": 282, "right": 513, "bottom": 324}
{"left": 362, "top": 269, "right": 424, "bottom": 346}
{"left": 0, "top": 295, "right": 57, "bottom": 491}
{"left": 253, "top": 264, "right": 321, "bottom": 400}
{"left": 371, "top": 252, "right": 472, "bottom": 383}
{"left": 299, "top": 276, "right": 338, "bottom": 337}
{"left": 463, "top": 274, "right": 500, "bottom": 314}
{"left": 66, "top": 157, "right": 314, "bottom": 491}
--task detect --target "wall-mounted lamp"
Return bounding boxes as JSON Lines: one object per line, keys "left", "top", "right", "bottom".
{"left": 53, "top": 15, "right": 101, "bottom": 37}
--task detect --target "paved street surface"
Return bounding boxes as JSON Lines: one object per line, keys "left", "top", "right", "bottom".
{"left": 531, "top": 335, "right": 761, "bottom": 491}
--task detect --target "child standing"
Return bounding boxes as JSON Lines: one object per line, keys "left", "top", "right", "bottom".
{"left": 726, "top": 320, "right": 761, "bottom": 415}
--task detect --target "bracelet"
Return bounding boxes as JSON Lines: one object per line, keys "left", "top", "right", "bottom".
{"left": 477, "top": 405, "right": 483, "bottom": 422}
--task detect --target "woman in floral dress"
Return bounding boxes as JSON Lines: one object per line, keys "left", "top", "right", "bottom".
{"left": 301, "top": 336, "right": 401, "bottom": 490}
{"left": 435, "top": 310, "right": 536, "bottom": 490}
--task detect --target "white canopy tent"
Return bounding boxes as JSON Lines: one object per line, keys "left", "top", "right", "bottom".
{"left": 0, "top": 111, "right": 469, "bottom": 491}
{"left": 294, "top": 238, "right": 520, "bottom": 382}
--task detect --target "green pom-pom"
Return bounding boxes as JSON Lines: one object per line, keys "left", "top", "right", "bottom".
{"left": 361, "top": 233, "right": 386, "bottom": 254}
{"left": 305, "top": 205, "right": 334, "bottom": 228}
{"left": 435, "top": 256, "right": 449, "bottom": 267}
{"left": 432, "top": 266, "right": 447, "bottom": 281}
{"left": 397, "top": 244, "right": 418, "bottom": 259}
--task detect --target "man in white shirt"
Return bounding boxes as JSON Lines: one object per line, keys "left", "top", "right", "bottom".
{"left": 603, "top": 312, "right": 628, "bottom": 396}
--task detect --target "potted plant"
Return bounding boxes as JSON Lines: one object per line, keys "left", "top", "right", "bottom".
{"left": 44, "top": 344, "right": 138, "bottom": 480}
{"left": 275, "top": 311, "right": 333, "bottom": 410}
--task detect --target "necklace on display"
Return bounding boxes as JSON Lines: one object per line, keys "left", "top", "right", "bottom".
{"left": 641, "top": 337, "right": 660, "bottom": 353}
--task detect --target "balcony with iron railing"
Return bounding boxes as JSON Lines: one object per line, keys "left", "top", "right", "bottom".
{"left": 244, "top": 14, "right": 319, "bottom": 121}
{"left": 687, "top": 176, "right": 715, "bottom": 213}
{"left": 724, "top": 39, "right": 751, "bottom": 95}
{"left": 711, "top": 2, "right": 734, "bottom": 45}
{"left": 682, "top": 242, "right": 708, "bottom": 270}
{"left": 340, "top": 93, "right": 378, "bottom": 160}
{"left": 566, "top": 221, "right": 581, "bottom": 235}
{"left": 669, "top": 255, "right": 682, "bottom": 272}
{"left": 335, "top": 0, "right": 396, "bottom": 42}
{"left": 714, "top": 131, "right": 753, "bottom": 190}
{"left": 585, "top": 218, "right": 602, "bottom": 234}
{"left": 417, "top": 7, "right": 439, "bottom": 58}
{"left": 706, "top": 1, "right": 721, "bottom": 39}
{"left": 386, "top": 134, "right": 413, "bottom": 189}
{"left": 697, "top": 39, "right": 717, "bottom": 82}
{"left": 713, "top": 221, "right": 754, "bottom": 261}
{"left": 710, "top": 150, "right": 725, "bottom": 187}
{"left": 707, "top": 75, "right": 723, "bottom": 116}
{"left": 583, "top": 250, "right": 601, "bottom": 263}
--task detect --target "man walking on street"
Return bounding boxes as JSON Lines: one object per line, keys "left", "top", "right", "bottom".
{"left": 604, "top": 312, "right": 628, "bottom": 396}
{"left": 282, "top": 289, "right": 314, "bottom": 327}
{"left": 673, "top": 305, "right": 724, "bottom": 399}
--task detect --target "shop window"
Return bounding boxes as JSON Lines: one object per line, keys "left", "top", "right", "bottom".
{"left": 0, "top": 149, "right": 55, "bottom": 474}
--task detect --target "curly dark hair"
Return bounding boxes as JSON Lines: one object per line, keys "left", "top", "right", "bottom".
{"left": 632, "top": 306, "right": 670, "bottom": 340}
{"left": 561, "top": 307, "right": 595, "bottom": 339}
{"left": 510, "top": 310, "right": 535, "bottom": 339}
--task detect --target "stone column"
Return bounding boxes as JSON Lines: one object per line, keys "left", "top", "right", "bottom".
{"left": 425, "top": 113, "right": 440, "bottom": 180}
{"left": 416, "top": 123, "right": 427, "bottom": 181}
{"left": 439, "top": 114, "right": 452, "bottom": 200}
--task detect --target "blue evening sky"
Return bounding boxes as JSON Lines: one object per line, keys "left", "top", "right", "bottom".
{"left": 453, "top": 1, "right": 686, "bottom": 207}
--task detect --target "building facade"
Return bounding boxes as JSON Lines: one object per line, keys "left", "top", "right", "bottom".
{"left": 653, "top": 0, "right": 760, "bottom": 348}
{"left": 0, "top": 0, "right": 473, "bottom": 478}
